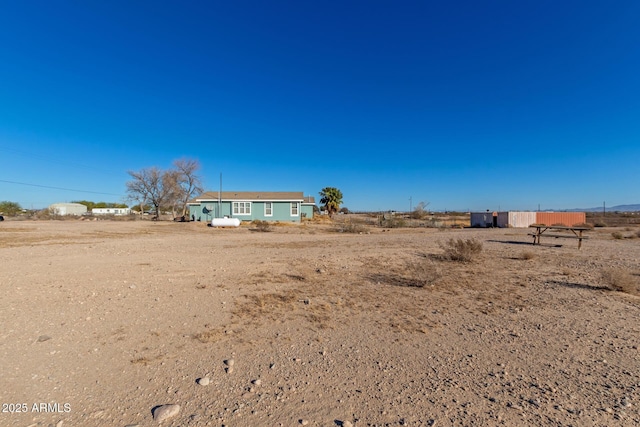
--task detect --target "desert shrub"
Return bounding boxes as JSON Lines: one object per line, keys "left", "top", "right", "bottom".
{"left": 32, "top": 209, "right": 51, "bottom": 220}
{"left": 425, "top": 218, "right": 445, "bottom": 228}
{"left": 594, "top": 222, "right": 607, "bottom": 227}
{"left": 334, "top": 219, "right": 368, "bottom": 233}
{"left": 380, "top": 217, "right": 407, "bottom": 228}
{"left": 439, "top": 238, "right": 483, "bottom": 262}
{"left": 611, "top": 231, "right": 624, "bottom": 240}
{"left": 252, "top": 220, "right": 271, "bottom": 232}
{"left": 520, "top": 251, "right": 536, "bottom": 260}
{"left": 574, "top": 223, "right": 594, "bottom": 230}
{"left": 601, "top": 269, "right": 639, "bottom": 295}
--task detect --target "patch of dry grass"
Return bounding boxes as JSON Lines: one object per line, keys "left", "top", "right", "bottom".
{"left": 234, "top": 290, "right": 299, "bottom": 322}
{"left": 519, "top": 251, "right": 536, "bottom": 260}
{"left": 251, "top": 219, "right": 272, "bottom": 232}
{"left": 303, "top": 301, "right": 335, "bottom": 329}
{"left": 192, "top": 328, "right": 224, "bottom": 343}
{"left": 574, "top": 223, "right": 594, "bottom": 230}
{"left": 402, "top": 259, "right": 442, "bottom": 287}
{"left": 334, "top": 220, "right": 369, "bottom": 234}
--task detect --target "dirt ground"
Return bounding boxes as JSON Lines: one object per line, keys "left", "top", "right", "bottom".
{"left": 1, "top": 218, "right": 639, "bottom": 427}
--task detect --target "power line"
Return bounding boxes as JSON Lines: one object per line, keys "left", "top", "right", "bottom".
{"left": 0, "top": 179, "right": 122, "bottom": 197}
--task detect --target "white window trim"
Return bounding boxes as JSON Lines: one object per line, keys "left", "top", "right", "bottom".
{"left": 290, "top": 202, "right": 299, "bottom": 217}
{"left": 232, "top": 201, "right": 252, "bottom": 215}
{"left": 264, "top": 202, "right": 273, "bottom": 217}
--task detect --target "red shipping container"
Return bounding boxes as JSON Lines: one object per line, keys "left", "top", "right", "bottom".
{"left": 535, "top": 212, "right": 586, "bottom": 226}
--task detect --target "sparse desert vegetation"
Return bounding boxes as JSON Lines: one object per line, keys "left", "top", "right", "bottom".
{"left": 601, "top": 268, "right": 639, "bottom": 295}
{"left": 438, "top": 237, "right": 483, "bottom": 262}
{"left": 251, "top": 219, "right": 272, "bottom": 232}
{"left": 333, "top": 218, "right": 369, "bottom": 233}
{"left": 1, "top": 219, "right": 639, "bottom": 426}
{"left": 519, "top": 250, "right": 536, "bottom": 260}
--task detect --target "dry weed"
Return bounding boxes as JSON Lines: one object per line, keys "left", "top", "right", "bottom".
{"left": 575, "top": 223, "right": 594, "bottom": 230}
{"left": 252, "top": 220, "right": 271, "bottom": 232}
{"left": 438, "top": 238, "right": 483, "bottom": 262}
{"left": 404, "top": 259, "right": 442, "bottom": 287}
{"left": 333, "top": 220, "right": 368, "bottom": 233}
{"left": 304, "top": 301, "right": 334, "bottom": 329}
{"left": 519, "top": 251, "right": 536, "bottom": 260}
{"left": 601, "top": 269, "right": 639, "bottom": 295}
{"left": 234, "top": 290, "right": 299, "bottom": 322}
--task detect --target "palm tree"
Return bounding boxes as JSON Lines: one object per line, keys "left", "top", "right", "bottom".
{"left": 319, "top": 187, "right": 343, "bottom": 217}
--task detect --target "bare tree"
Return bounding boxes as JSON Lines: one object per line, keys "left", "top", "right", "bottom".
{"left": 126, "top": 167, "right": 179, "bottom": 220}
{"left": 173, "top": 158, "right": 204, "bottom": 217}
{"left": 411, "top": 201, "right": 431, "bottom": 219}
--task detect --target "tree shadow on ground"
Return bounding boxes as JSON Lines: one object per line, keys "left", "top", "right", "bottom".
{"left": 487, "top": 239, "right": 536, "bottom": 246}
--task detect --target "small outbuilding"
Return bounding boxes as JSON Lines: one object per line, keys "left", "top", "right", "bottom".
{"left": 49, "top": 203, "right": 87, "bottom": 216}
{"left": 470, "top": 211, "right": 497, "bottom": 228}
{"left": 497, "top": 211, "right": 537, "bottom": 228}
{"left": 473, "top": 211, "right": 587, "bottom": 228}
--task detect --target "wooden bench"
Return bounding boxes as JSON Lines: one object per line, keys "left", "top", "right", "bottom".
{"left": 528, "top": 233, "right": 590, "bottom": 239}
{"left": 528, "top": 225, "right": 590, "bottom": 249}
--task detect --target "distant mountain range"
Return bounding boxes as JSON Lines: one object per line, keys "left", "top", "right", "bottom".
{"left": 566, "top": 204, "right": 640, "bottom": 212}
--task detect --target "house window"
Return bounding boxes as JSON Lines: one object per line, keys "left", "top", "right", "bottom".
{"left": 233, "top": 202, "right": 251, "bottom": 215}
{"left": 264, "top": 202, "right": 272, "bottom": 216}
{"left": 290, "top": 202, "right": 299, "bottom": 216}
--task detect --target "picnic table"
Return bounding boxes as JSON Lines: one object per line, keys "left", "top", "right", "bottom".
{"left": 528, "top": 225, "right": 590, "bottom": 249}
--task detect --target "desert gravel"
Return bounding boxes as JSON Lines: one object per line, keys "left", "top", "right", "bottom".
{"left": 1, "top": 219, "right": 639, "bottom": 426}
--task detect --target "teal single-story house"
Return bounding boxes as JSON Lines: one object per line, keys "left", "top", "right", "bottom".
{"left": 188, "top": 191, "right": 315, "bottom": 223}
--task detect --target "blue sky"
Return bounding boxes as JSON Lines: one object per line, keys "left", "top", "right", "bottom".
{"left": 1, "top": 1, "right": 638, "bottom": 212}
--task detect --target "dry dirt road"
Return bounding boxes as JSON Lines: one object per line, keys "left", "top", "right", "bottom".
{"left": 1, "top": 219, "right": 639, "bottom": 427}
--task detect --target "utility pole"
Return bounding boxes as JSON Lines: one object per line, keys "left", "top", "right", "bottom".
{"left": 218, "top": 173, "right": 222, "bottom": 218}
{"left": 409, "top": 196, "right": 412, "bottom": 227}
